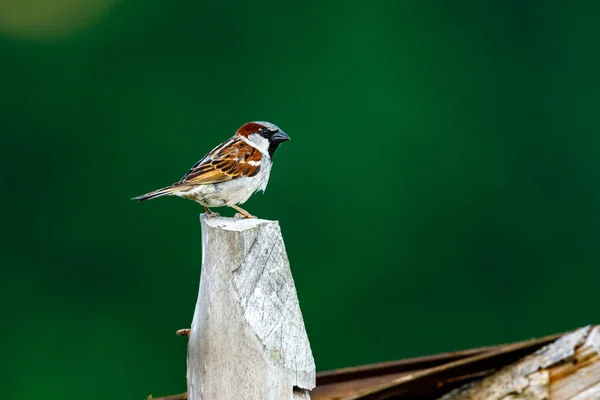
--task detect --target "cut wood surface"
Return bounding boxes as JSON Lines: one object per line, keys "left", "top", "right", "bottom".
{"left": 185, "top": 216, "right": 315, "bottom": 400}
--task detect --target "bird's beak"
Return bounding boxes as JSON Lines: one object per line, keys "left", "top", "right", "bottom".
{"left": 272, "top": 131, "right": 290, "bottom": 142}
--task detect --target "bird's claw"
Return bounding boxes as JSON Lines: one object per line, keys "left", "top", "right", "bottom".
{"left": 204, "top": 207, "right": 220, "bottom": 219}
{"left": 234, "top": 212, "right": 256, "bottom": 220}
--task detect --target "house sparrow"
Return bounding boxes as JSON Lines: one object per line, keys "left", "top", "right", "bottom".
{"left": 131, "top": 121, "right": 290, "bottom": 218}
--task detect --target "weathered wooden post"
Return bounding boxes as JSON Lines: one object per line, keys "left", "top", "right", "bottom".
{"left": 184, "top": 215, "right": 315, "bottom": 400}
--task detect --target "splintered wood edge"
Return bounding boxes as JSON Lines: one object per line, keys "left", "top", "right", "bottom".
{"left": 439, "top": 325, "right": 600, "bottom": 400}
{"left": 331, "top": 331, "right": 568, "bottom": 400}
{"left": 311, "top": 335, "right": 558, "bottom": 400}
{"left": 550, "top": 326, "right": 600, "bottom": 400}
{"left": 316, "top": 331, "right": 564, "bottom": 385}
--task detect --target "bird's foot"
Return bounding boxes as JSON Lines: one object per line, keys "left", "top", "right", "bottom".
{"left": 234, "top": 212, "right": 257, "bottom": 220}
{"left": 203, "top": 207, "right": 220, "bottom": 219}
{"left": 230, "top": 205, "right": 256, "bottom": 219}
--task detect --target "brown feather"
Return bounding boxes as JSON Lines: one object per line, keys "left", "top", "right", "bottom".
{"left": 236, "top": 122, "right": 266, "bottom": 137}
{"left": 178, "top": 137, "right": 262, "bottom": 185}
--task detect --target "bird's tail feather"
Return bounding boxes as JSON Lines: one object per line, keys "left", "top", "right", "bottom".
{"left": 131, "top": 186, "right": 176, "bottom": 202}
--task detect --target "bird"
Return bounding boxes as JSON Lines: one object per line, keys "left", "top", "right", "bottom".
{"left": 131, "top": 121, "right": 290, "bottom": 219}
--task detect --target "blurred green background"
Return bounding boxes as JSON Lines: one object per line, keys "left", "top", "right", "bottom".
{"left": 1, "top": 0, "right": 598, "bottom": 398}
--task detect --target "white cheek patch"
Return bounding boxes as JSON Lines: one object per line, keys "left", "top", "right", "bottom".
{"left": 247, "top": 134, "right": 270, "bottom": 154}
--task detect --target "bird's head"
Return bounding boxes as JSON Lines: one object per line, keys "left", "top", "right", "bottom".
{"left": 236, "top": 121, "right": 290, "bottom": 157}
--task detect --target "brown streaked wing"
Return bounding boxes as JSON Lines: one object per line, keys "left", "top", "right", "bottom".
{"left": 179, "top": 138, "right": 262, "bottom": 185}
